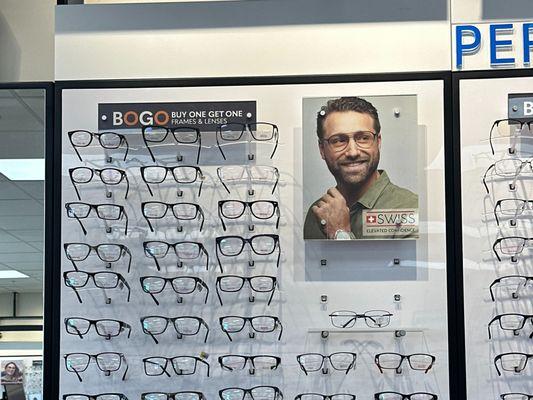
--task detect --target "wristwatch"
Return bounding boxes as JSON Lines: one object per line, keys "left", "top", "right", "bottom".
{"left": 334, "top": 229, "right": 351, "bottom": 240}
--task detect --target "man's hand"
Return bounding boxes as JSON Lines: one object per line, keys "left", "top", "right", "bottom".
{"left": 311, "top": 187, "right": 351, "bottom": 239}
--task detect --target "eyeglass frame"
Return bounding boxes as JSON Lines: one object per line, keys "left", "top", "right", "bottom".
{"left": 482, "top": 158, "right": 533, "bottom": 194}
{"left": 63, "top": 351, "right": 128, "bottom": 382}
{"left": 63, "top": 242, "right": 132, "bottom": 273}
{"left": 219, "top": 315, "right": 283, "bottom": 342}
{"left": 218, "top": 200, "right": 280, "bottom": 230}
{"left": 494, "top": 352, "right": 533, "bottom": 376}
{"left": 319, "top": 130, "right": 378, "bottom": 152}
{"left": 68, "top": 167, "right": 130, "bottom": 200}
{"left": 489, "top": 275, "right": 533, "bottom": 301}
{"left": 488, "top": 313, "right": 533, "bottom": 339}
{"left": 140, "top": 275, "right": 209, "bottom": 306}
{"left": 218, "top": 386, "right": 283, "bottom": 400}
{"left": 65, "top": 202, "right": 129, "bottom": 235}
{"left": 215, "top": 234, "right": 281, "bottom": 273}
{"left": 216, "top": 122, "right": 279, "bottom": 160}
{"left": 143, "top": 240, "right": 210, "bottom": 271}
{"left": 140, "top": 315, "right": 209, "bottom": 344}
{"left": 141, "top": 125, "right": 202, "bottom": 164}
{"left": 140, "top": 165, "right": 204, "bottom": 197}
{"left": 374, "top": 392, "right": 438, "bottom": 400}
{"left": 494, "top": 198, "right": 533, "bottom": 225}
{"left": 217, "top": 165, "right": 280, "bottom": 195}
{"left": 63, "top": 393, "right": 129, "bottom": 400}
{"left": 296, "top": 352, "right": 357, "bottom": 375}
{"left": 294, "top": 394, "right": 356, "bottom": 400}
{"left": 142, "top": 355, "right": 210, "bottom": 377}
{"left": 141, "top": 391, "right": 206, "bottom": 400}
{"left": 68, "top": 130, "right": 129, "bottom": 162}
{"left": 329, "top": 309, "right": 393, "bottom": 328}
{"left": 63, "top": 270, "right": 131, "bottom": 304}
{"left": 64, "top": 317, "right": 131, "bottom": 340}
{"left": 218, "top": 354, "right": 281, "bottom": 372}
{"left": 489, "top": 118, "right": 533, "bottom": 155}
{"left": 216, "top": 275, "right": 277, "bottom": 306}
{"left": 141, "top": 201, "right": 205, "bottom": 232}
{"left": 374, "top": 352, "right": 435, "bottom": 374}
{"left": 492, "top": 236, "right": 533, "bottom": 262}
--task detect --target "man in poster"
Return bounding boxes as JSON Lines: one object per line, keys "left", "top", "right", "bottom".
{"left": 304, "top": 96, "right": 418, "bottom": 240}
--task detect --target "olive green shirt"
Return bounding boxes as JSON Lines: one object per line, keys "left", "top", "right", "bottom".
{"left": 303, "top": 170, "right": 418, "bottom": 240}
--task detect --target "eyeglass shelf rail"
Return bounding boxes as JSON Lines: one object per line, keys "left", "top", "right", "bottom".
{"left": 308, "top": 327, "right": 427, "bottom": 338}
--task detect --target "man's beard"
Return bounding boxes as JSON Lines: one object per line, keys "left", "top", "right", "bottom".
{"left": 328, "top": 154, "right": 380, "bottom": 187}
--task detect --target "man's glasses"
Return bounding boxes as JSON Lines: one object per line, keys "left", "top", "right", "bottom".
{"left": 492, "top": 236, "right": 533, "bottom": 262}
{"left": 140, "top": 275, "right": 209, "bottom": 305}
{"left": 140, "top": 165, "right": 204, "bottom": 196}
{"left": 374, "top": 392, "right": 438, "bottom": 400}
{"left": 295, "top": 394, "right": 356, "bottom": 400}
{"left": 489, "top": 118, "right": 533, "bottom": 155}
{"left": 494, "top": 352, "right": 533, "bottom": 376}
{"left": 64, "top": 352, "right": 128, "bottom": 382}
{"left": 494, "top": 198, "right": 533, "bottom": 225}
{"left": 142, "top": 125, "right": 201, "bottom": 163}
{"left": 216, "top": 122, "right": 279, "bottom": 160}
{"left": 374, "top": 353, "right": 435, "bottom": 374}
{"left": 488, "top": 313, "right": 533, "bottom": 339}
{"left": 65, "top": 202, "right": 128, "bottom": 235}
{"left": 69, "top": 167, "right": 129, "bottom": 200}
{"left": 141, "top": 391, "right": 206, "bottom": 400}
{"left": 329, "top": 310, "right": 393, "bottom": 328}
{"left": 320, "top": 131, "right": 378, "bottom": 152}
{"left": 296, "top": 352, "right": 357, "bottom": 375}
{"left": 218, "top": 200, "right": 280, "bottom": 230}
{"left": 489, "top": 275, "right": 533, "bottom": 301}
{"left": 68, "top": 130, "right": 129, "bottom": 162}
{"left": 219, "top": 315, "right": 283, "bottom": 341}
{"left": 215, "top": 234, "right": 280, "bottom": 272}
{"left": 140, "top": 315, "right": 209, "bottom": 344}
{"left": 142, "top": 201, "right": 204, "bottom": 232}
{"left": 143, "top": 240, "right": 209, "bottom": 271}
{"left": 218, "top": 386, "right": 283, "bottom": 400}
{"left": 64, "top": 242, "right": 131, "bottom": 272}
{"left": 482, "top": 158, "right": 533, "bottom": 194}
{"left": 64, "top": 317, "right": 131, "bottom": 340}
{"left": 63, "top": 393, "right": 129, "bottom": 400}
{"left": 217, "top": 165, "right": 279, "bottom": 195}
{"left": 500, "top": 393, "right": 533, "bottom": 400}
{"left": 63, "top": 270, "right": 131, "bottom": 304}
{"left": 142, "top": 356, "right": 209, "bottom": 377}
{"left": 218, "top": 354, "right": 281, "bottom": 372}
{"left": 216, "top": 275, "right": 277, "bottom": 306}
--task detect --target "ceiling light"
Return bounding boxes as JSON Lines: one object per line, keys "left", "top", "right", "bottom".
{"left": 0, "top": 270, "right": 29, "bottom": 279}
{"left": 0, "top": 159, "right": 45, "bottom": 181}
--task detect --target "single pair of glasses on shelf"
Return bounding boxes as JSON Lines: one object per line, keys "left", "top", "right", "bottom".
{"left": 142, "top": 125, "right": 202, "bottom": 163}
{"left": 140, "top": 165, "right": 204, "bottom": 196}
{"left": 218, "top": 200, "right": 280, "bottom": 230}
{"left": 374, "top": 393, "right": 438, "bottom": 400}
{"left": 489, "top": 275, "right": 533, "bottom": 301}
{"left": 494, "top": 198, "right": 533, "bottom": 225}
{"left": 142, "top": 201, "right": 204, "bottom": 232}
{"left": 142, "top": 355, "right": 209, "bottom": 377}
{"left": 216, "top": 122, "right": 279, "bottom": 160}
{"left": 374, "top": 352, "right": 435, "bottom": 374}
{"left": 140, "top": 275, "right": 209, "bottom": 305}
{"left": 219, "top": 386, "right": 283, "bottom": 400}
{"left": 140, "top": 315, "right": 209, "bottom": 344}
{"left": 68, "top": 130, "right": 129, "bottom": 162}
{"left": 63, "top": 394, "right": 129, "bottom": 400}
{"left": 217, "top": 165, "right": 279, "bottom": 195}
{"left": 141, "top": 392, "right": 205, "bottom": 400}
{"left": 64, "top": 317, "right": 131, "bottom": 340}
{"left": 218, "top": 354, "right": 281, "bottom": 372}
{"left": 64, "top": 352, "right": 128, "bottom": 382}
{"left": 296, "top": 352, "right": 357, "bottom": 375}
{"left": 488, "top": 313, "right": 533, "bottom": 338}
{"left": 63, "top": 270, "right": 131, "bottom": 304}
{"left": 482, "top": 158, "right": 533, "bottom": 194}
{"left": 143, "top": 240, "right": 209, "bottom": 271}
{"left": 494, "top": 352, "right": 533, "bottom": 376}
{"left": 215, "top": 234, "right": 281, "bottom": 272}
{"left": 329, "top": 310, "right": 393, "bottom": 328}
{"left": 216, "top": 275, "right": 277, "bottom": 306}
{"left": 492, "top": 236, "right": 533, "bottom": 262}
{"left": 69, "top": 167, "right": 129, "bottom": 200}
{"left": 219, "top": 315, "right": 283, "bottom": 341}
{"left": 295, "top": 394, "right": 355, "bottom": 400}
{"left": 489, "top": 119, "right": 533, "bottom": 155}
{"left": 65, "top": 202, "right": 128, "bottom": 235}
{"left": 64, "top": 242, "right": 131, "bottom": 272}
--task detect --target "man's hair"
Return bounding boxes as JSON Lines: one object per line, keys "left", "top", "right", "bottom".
{"left": 316, "top": 96, "right": 381, "bottom": 139}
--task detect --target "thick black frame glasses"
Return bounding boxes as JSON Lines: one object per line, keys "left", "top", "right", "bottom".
{"left": 217, "top": 165, "right": 279, "bottom": 195}
{"left": 329, "top": 310, "right": 393, "bottom": 328}
{"left": 218, "top": 386, "right": 283, "bottom": 400}
{"left": 69, "top": 167, "right": 130, "bottom": 200}
{"left": 63, "top": 394, "right": 129, "bottom": 400}
{"left": 489, "top": 118, "right": 533, "bottom": 155}
{"left": 215, "top": 234, "right": 280, "bottom": 273}
{"left": 216, "top": 122, "right": 279, "bottom": 160}
{"left": 218, "top": 354, "right": 281, "bottom": 372}
{"left": 216, "top": 275, "right": 277, "bottom": 306}
{"left": 141, "top": 391, "right": 206, "bottom": 400}
{"left": 64, "top": 317, "right": 131, "bottom": 340}
{"left": 64, "top": 352, "right": 128, "bottom": 382}
{"left": 494, "top": 198, "right": 533, "bottom": 225}
{"left": 140, "top": 165, "right": 204, "bottom": 196}
{"left": 142, "top": 356, "right": 209, "bottom": 377}
{"left": 219, "top": 315, "right": 283, "bottom": 341}
{"left": 142, "top": 201, "right": 204, "bottom": 232}
{"left": 65, "top": 202, "right": 129, "bottom": 235}
{"left": 140, "top": 315, "right": 209, "bottom": 344}
{"left": 64, "top": 242, "right": 132, "bottom": 272}
{"left": 492, "top": 236, "right": 533, "bottom": 261}
{"left": 488, "top": 313, "right": 533, "bottom": 339}
{"left": 143, "top": 240, "right": 209, "bottom": 271}
{"left": 140, "top": 275, "right": 209, "bottom": 305}
{"left": 295, "top": 394, "right": 356, "bottom": 400}
{"left": 142, "top": 125, "right": 202, "bottom": 163}
{"left": 494, "top": 352, "right": 533, "bottom": 376}
{"left": 374, "top": 352, "right": 435, "bottom": 374}
{"left": 218, "top": 200, "right": 280, "bottom": 230}
{"left": 500, "top": 393, "right": 533, "bottom": 400}
{"left": 489, "top": 275, "right": 533, "bottom": 301}
{"left": 63, "top": 270, "right": 131, "bottom": 304}
{"left": 296, "top": 352, "right": 357, "bottom": 375}
{"left": 320, "top": 131, "right": 378, "bottom": 152}
{"left": 374, "top": 392, "right": 438, "bottom": 400}
{"left": 68, "top": 130, "right": 129, "bottom": 162}
{"left": 482, "top": 158, "right": 533, "bottom": 194}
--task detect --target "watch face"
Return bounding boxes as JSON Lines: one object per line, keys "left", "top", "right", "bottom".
{"left": 335, "top": 230, "right": 351, "bottom": 240}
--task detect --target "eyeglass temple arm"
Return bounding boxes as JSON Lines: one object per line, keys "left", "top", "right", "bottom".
{"left": 218, "top": 205, "right": 227, "bottom": 231}
{"left": 125, "top": 323, "right": 132, "bottom": 338}
{"left": 142, "top": 135, "right": 156, "bottom": 163}
{"left": 487, "top": 316, "right": 498, "bottom": 339}
{"left": 492, "top": 239, "right": 502, "bottom": 262}
{"left": 148, "top": 330, "right": 159, "bottom": 344}
{"left": 297, "top": 360, "right": 309, "bottom": 375}
{"left": 275, "top": 206, "right": 280, "bottom": 229}
{"left": 198, "top": 207, "right": 205, "bottom": 231}
{"left": 267, "top": 286, "right": 276, "bottom": 306}
{"left": 70, "top": 178, "right": 82, "bottom": 201}
{"left": 215, "top": 282, "right": 224, "bottom": 306}
{"left": 68, "top": 285, "right": 83, "bottom": 304}
{"left": 483, "top": 164, "right": 495, "bottom": 194}
{"left": 70, "top": 141, "right": 84, "bottom": 162}
{"left": 201, "top": 281, "right": 209, "bottom": 304}
{"left": 216, "top": 130, "right": 227, "bottom": 160}
{"left": 144, "top": 215, "right": 155, "bottom": 232}
{"left": 271, "top": 169, "right": 280, "bottom": 194}
{"left": 494, "top": 202, "right": 501, "bottom": 225}
{"left": 121, "top": 355, "right": 129, "bottom": 380}
{"left": 277, "top": 321, "right": 283, "bottom": 340}
{"left": 374, "top": 356, "right": 384, "bottom": 373}
{"left": 197, "top": 171, "right": 204, "bottom": 197}
{"left": 196, "top": 134, "right": 202, "bottom": 164}
{"left": 125, "top": 247, "right": 132, "bottom": 273}
{"left": 276, "top": 242, "right": 281, "bottom": 269}
{"left": 488, "top": 280, "right": 498, "bottom": 301}
{"left": 143, "top": 178, "right": 155, "bottom": 196}
{"left": 121, "top": 137, "right": 129, "bottom": 161}
{"left": 72, "top": 368, "right": 83, "bottom": 382}
{"left": 122, "top": 210, "right": 129, "bottom": 235}
{"left": 124, "top": 174, "right": 130, "bottom": 199}
{"left": 215, "top": 246, "right": 224, "bottom": 273}
{"left": 202, "top": 321, "right": 209, "bottom": 343}
{"left": 494, "top": 356, "right": 502, "bottom": 376}
{"left": 490, "top": 122, "right": 497, "bottom": 155}
{"left": 73, "top": 214, "right": 88, "bottom": 236}
{"left": 269, "top": 128, "right": 279, "bottom": 159}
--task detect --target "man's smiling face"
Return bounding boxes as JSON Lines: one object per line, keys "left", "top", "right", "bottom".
{"left": 319, "top": 111, "right": 381, "bottom": 187}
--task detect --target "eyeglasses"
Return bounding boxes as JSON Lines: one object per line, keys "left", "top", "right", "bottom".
{"left": 216, "top": 122, "right": 279, "bottom": 160}
{"left": 63, "top": 242, "right": 131, "bottom": 272}
{"left": 219, "top": 386, "right": 283, "bottom": 400}
{"left": 65, "top": 202, "right": 128, "bottom": 235}
{"left": 494, "top": 352, "right": 533, "bottom": 376}
{"left": 374, "top": 392, "right": 438, "bottom": 400}
{"left": 215, "top": 234, "right": 280, "bottom": 273}
{"left": 140, "top": 165, "right": 204, "bottom": 197}
{"left": 492, "top": 236, "right": 533, "bottom": 262}
{"left": 320, "top": 131, "right": 378, "bottom": 152}
{"left": 329, "top": 310, "right": 393, "bottom": 328}
{"left": 494, "top": 198, "right": 533, "bottom": 225}
{"left": 63, "top": 270, "right": 131, "bottom": 304}
{"left": 217, "top": 165, "right": 279, "bottom": 195}
{"left": 500, "top": 393, "right": 533, "bottom": 400}
{"left": 216, "top": 275, "right": 277, "bottom": 306}
{"left": 64, "top": 352, "right": 128, "bottom": 382}
{"left": 142, "top": 125, "right": 201, "bottom": 163}
{"left": 489, "top": 275, "right": 533, "bottom": 301}
{"left": 218, "top": 200, "right": 280, "bottom": 230}
{"left": 295, "top": 394, "right": 356, "bottom": 400}
{"left": 142, "top": 201, "right": 204, "bottom": 232}
{"left": 143, "top": 240, "right": 209, "bottom": 271}
{"left": 140, "top": 275, "right": 209, "bottom": 305}
{"left": 69, "top": 167, "right": 129, "bottom": 200}
{"left": 64, "top": 317, "right": 131, "bottom": 340}
{"left": 141, "top": 391, "right": 206, "bottom": 400}
{"left": 489, "top": 119, "right": 533, "bottom": 155}
{"left": 142, "top": 356, "right": 209, "bottom": 377}
{"left": 68, "top": 130, "right": 129, "bottom": 162}
{"left": 140, "top": 315, "right": 209, "bottom": 344}
{"left": 219, "top": 315, "right": 283, "bottom": 341}
{"left": 374, "top": 353, "right": 435, "bottom": 374}
{"left": 63, "top": 393, "right": 129, "bottom": 400}
{"left": 218, "top": 354, "right": 281, "bottom": 372}
{"left": 482, "top": 158, "right": 533, "bottom": 194}
{"left": 488, "top": 313, "right": 533, "bottom": 339}
{"left": 296, "top": 352, "right": 357, "bottom": 375}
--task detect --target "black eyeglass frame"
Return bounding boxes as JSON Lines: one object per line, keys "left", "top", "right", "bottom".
{"left": 141, "top": 392, "right": 206, "bottom": 400}
{"left": 489, "top": 118, "right": 533, "bottom": 155}
{"left": 65, "top": 202, "right": 129, "bottom": 235}
{"left": 494, "top": 352, "right": 533, "bottom": 376}
{"left": 218, "top": 354, "right": 281, "bottom": 372}
{"left": 216, "top": 275, "right": 277, "bottom": 306}
{"left": 488, "top": 313, "right": 533, "bottom": 339}
{"left": 294, "top": 394, "right": 356, "bottom": 400}
{"left": 63, "top": 393, "right": 129, "bottom": 400}
{"left": 63, "top": 270, "right": 131, "bottom": 304}
{"left": 63, "top": 351, "right": 128, "bottom": 382}
{"left": 67, "top": 130, "right": 129, "bottom": 162}
{"left": 140, "top": 165, "right": 204, "bottom": 197}
{"left": 142, "top": 355, "right": 210, "bottom": 377}
{"left": 218, "top": 386, "right": 283, "bottom": 400}
{"left": 140, "top": 275, "right": 209, "bottom": 305}
{"left": 215, "top": 234, "right": 281, "bottom": 273}
{"left": 296, "top": 352, "right": 357, "bottom": 375}
{"left": 141, "top": 201, "right": 205, "bottom": 232}
{"left": 373, "top": 392, "right": 438, "bottom": 400}
{"left": 215, "top": 122, "right": 279, "bottom": 160}
{"left": 68, "top": 167, "right": 130, "bottom": 200}
{"left": 492, "top": 236, "right": 533, "bottom": 262}
{"left": 373, "top": 352, "right": 435, "bottom": 374}
{"left": 218, "top": 200, "right": 280, "bottom": 230}
{"left": 482, "top": 158, "right": 533, "bottom": 194}
{"left": 142, "top": 125, "right": 202, "bottom": 164}
{"left": 140, "top": 315, "right": 209, "bottom": 344}
{"left": 63, "top": 242, "right": 132, "bottom": 273}
{"left": 143, "top": 240, "right": 209, "bottom": 271}
{"left": 219, "top": 315, "right": 283, "bottom": 342}
{"left": 489, "top": 275, "right": 533, "bottom": 301}
{"left": 64, "top": 317, "right": 132, "bottom": 340}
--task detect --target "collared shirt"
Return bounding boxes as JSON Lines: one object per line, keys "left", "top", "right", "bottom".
{"left": 303, "top": 170, "right": 418, "bottom": 239}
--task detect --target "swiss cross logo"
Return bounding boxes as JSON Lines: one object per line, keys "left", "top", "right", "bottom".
{"left": 366, "top": 215, "right": 377, "bottom": 224}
